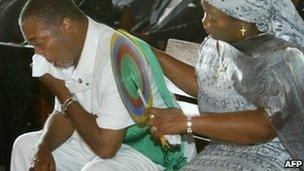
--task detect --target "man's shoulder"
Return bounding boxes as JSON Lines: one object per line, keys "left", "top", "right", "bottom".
{"left": 88, "top": 18, "right": 117, "bottom": 43}
{"left": 96, "top": 23, "right": 116, "bottom": 39}
{"left": 97, "top": 22, "right": 116, "bottom": 33}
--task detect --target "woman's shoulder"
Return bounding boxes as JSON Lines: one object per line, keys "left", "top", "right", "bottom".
{"left": 260, "top": 36, "right": 303, "bottom": 57}
{"left": 199, "top": 36, "right": 215, "bottom": 49}
{"left": 262, "top": 45, "right": 304, "bottom": 80}
{"left": 198, "top": 36, "right": 237, "bottom": 56}
{"left": 198, "top": 36, "right": 215, "bottom": 56}
{"left": 271, "top": 42, "right": 304, "bottom": 64}
{"left": 277, "top": 46, "right": 304, "bottom": 57}
{"left": 229, "top": 35, "right": 302, "bottom": 58}
{"left": 277, "top": 46, "right": 304, "bottom": 70}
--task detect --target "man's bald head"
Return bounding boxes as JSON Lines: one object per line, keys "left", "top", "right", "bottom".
{"left": 19, "top": 0, "right": 85, "bottom": 28}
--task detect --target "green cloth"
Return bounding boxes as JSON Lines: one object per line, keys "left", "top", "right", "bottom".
{"left": 117, "top": 30, "right": 187, "bottom": 170}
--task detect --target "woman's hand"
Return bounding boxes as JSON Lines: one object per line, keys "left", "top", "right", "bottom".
{"left": 145, "top": 107, "right": 187, "bottom": 139}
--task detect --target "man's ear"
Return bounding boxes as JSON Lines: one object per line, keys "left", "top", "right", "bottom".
{"left": 59, "top": 17, "right": 73, "bottom": 34}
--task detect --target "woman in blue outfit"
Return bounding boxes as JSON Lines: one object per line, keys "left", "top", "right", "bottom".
{"left": 149, "top": 0, "right": 304, "bottom": 170}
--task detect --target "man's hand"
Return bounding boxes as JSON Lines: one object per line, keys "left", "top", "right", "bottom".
{"left": 29, "top": 144, "right": 56, "bottom": 171}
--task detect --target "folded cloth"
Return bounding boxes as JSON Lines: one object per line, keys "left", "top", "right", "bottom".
{"left": 31, "top": 54, "right": 74, "bottom": 80}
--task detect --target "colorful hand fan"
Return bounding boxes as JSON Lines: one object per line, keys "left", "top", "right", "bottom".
{"left": 111, "top": 31, "right": 184, "bottom": 153}
{"left": 110, "top": 32, "right": 153, "bottom": 124}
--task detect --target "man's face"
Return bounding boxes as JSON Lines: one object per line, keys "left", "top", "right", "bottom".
{"left": 21, "top": 18, "right": 76, "bottom": 68}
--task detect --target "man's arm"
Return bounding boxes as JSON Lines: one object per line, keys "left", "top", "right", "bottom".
{"left": 29, "top": 94, "right": 75, "bottom": 170}
{"left": 65, "top": 103, "right": 126, "bottom": 158}
{"left": 152, "top": 48, "right": 198, "bottom": 97}
{"left": 41, "top": 74, "right": 126, "bottom": 158}
{"left": 36, "top": 110, "right": 75, "bottom": 151}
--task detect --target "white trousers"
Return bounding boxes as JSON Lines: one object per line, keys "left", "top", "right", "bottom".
{"left": 10, "top": 131, "right": 164, "bottom": 171}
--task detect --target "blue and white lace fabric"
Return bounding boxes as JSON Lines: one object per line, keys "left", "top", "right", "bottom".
{"left": 203, "top": 0, "right": 304, "bottom": 52}
{"left": 182, "top": 36, "right": 303, "bottom": 170}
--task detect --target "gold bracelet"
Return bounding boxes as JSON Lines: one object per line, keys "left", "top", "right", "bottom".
{"left": 61, "top": 95, "right": 77, "bottom": 118}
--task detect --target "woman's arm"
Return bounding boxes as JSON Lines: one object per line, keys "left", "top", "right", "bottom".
{"left": 152, "top": 48, "right": 198, "bottom": 97}
{"left": 192, "top": 109, "right": 276, "bottom": 144}
{"left": 147, "top": 108, "right": 276, "bottom": 144}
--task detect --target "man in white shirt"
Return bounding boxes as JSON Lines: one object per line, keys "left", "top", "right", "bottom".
{"left": 10, "top": 0, "right": 195, "bottom": 170}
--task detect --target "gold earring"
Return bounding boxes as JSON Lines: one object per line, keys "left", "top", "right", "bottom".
{"left": 240, "top": 24, "right": 247, "bottom": 36}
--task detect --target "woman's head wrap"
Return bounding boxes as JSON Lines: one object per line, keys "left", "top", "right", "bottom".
{"left": 202, "top": 0, "right": 304, "bottom": 51}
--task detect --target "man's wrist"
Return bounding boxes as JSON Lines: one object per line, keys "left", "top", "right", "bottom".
{"left": 56, "top": 86, "right": 72, "bottom": 103}
{"left": 61, "top": 94, "right": 77, "bottom": 118}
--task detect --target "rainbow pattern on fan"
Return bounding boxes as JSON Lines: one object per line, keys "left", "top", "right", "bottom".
{"left": 110, "top": 32, "right": 153, "bottom": 124}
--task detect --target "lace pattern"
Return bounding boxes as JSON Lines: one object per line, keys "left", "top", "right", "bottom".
{"left": 184, "top": 37, "right": 296, "bottom": 170}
